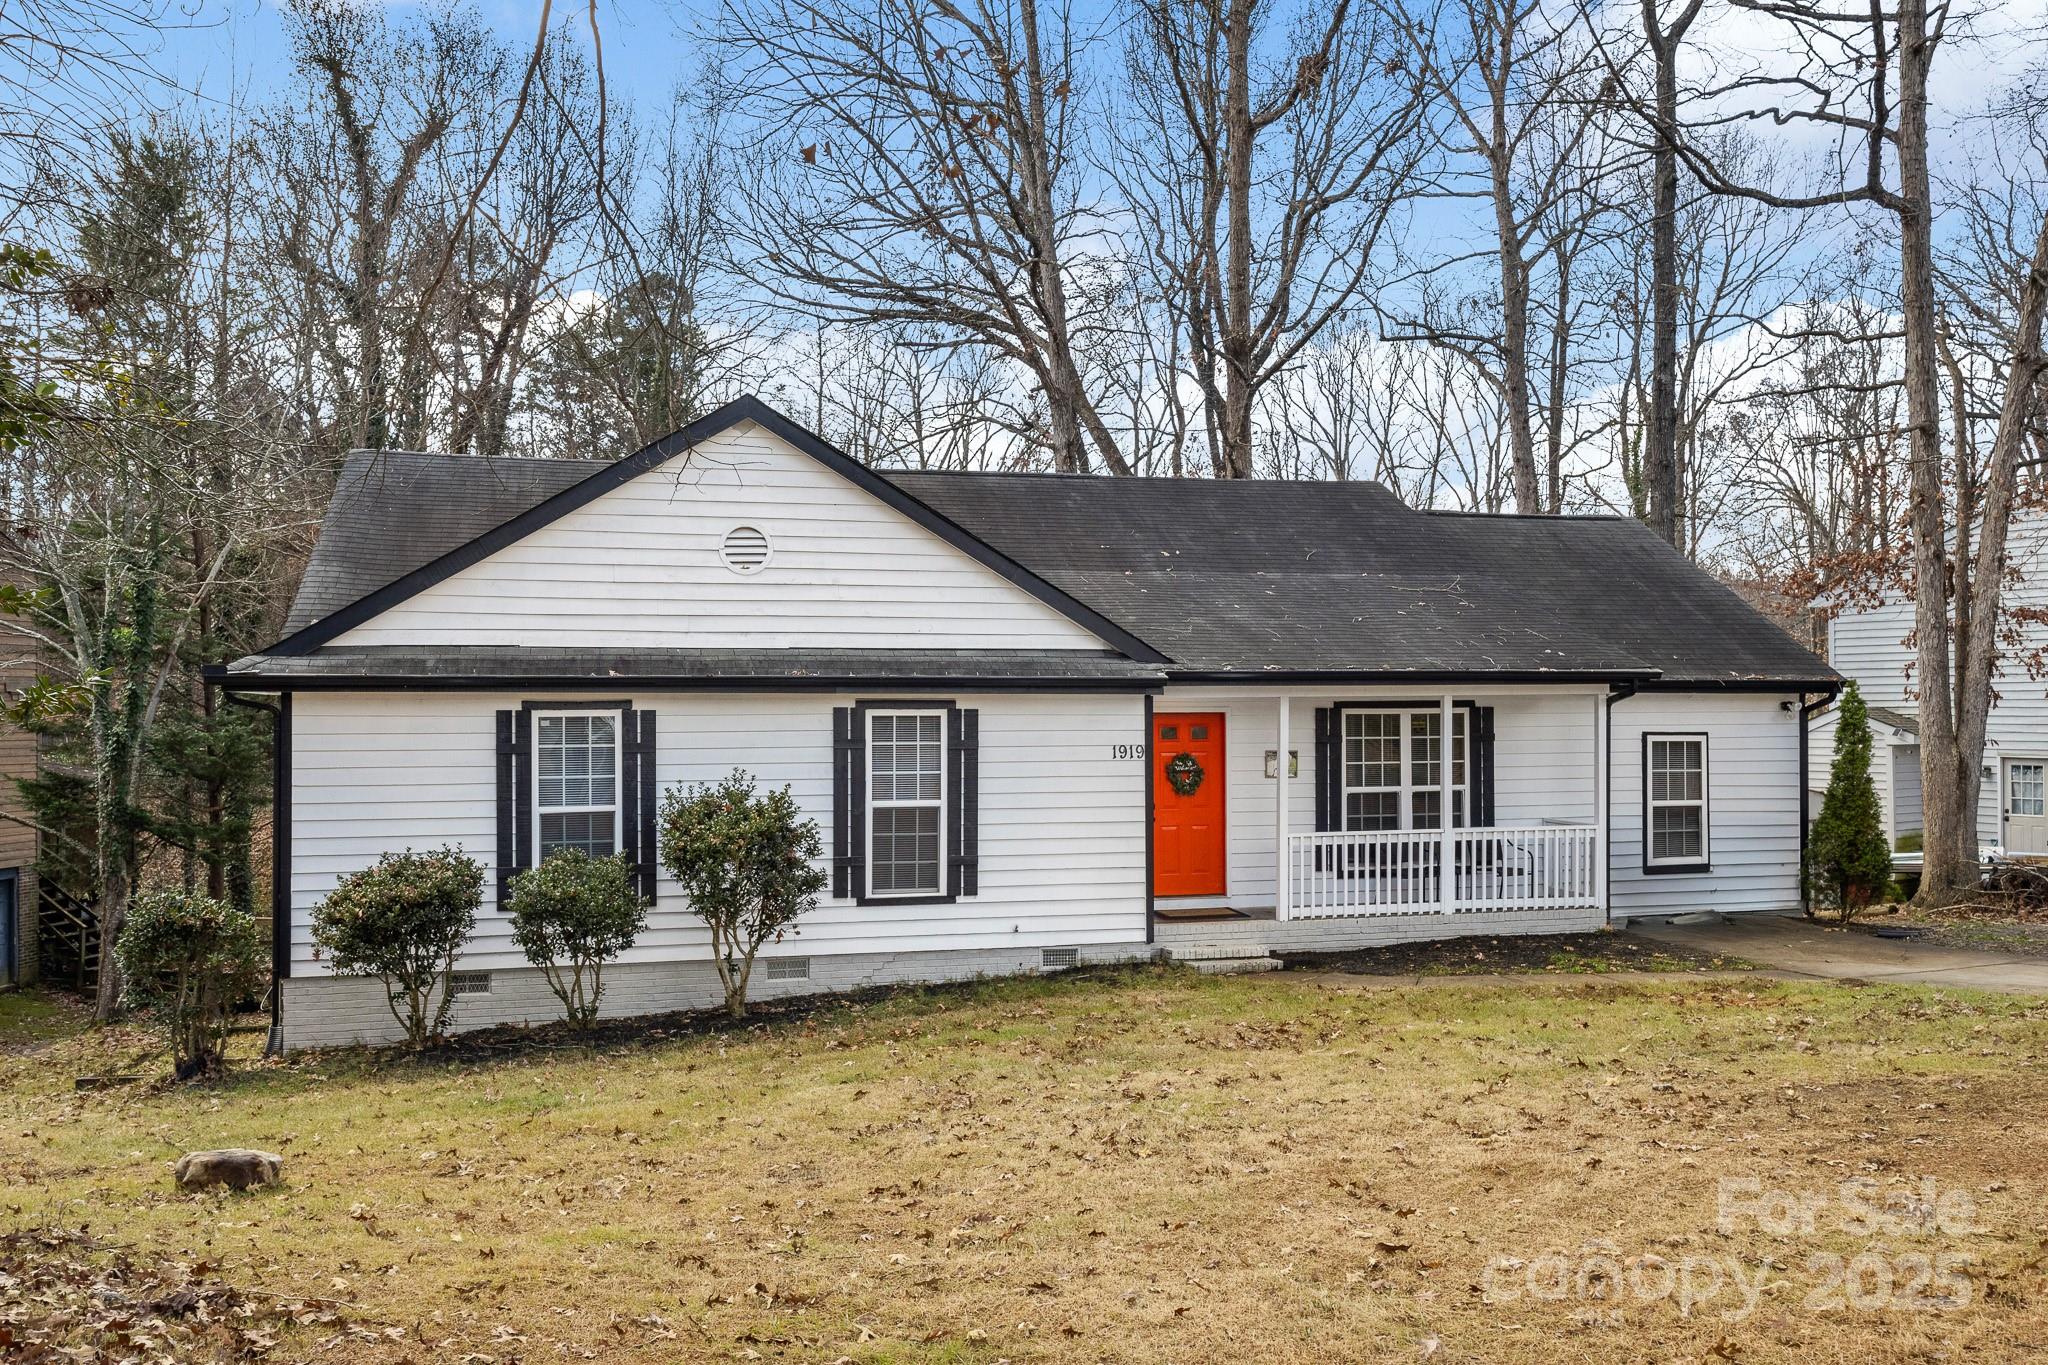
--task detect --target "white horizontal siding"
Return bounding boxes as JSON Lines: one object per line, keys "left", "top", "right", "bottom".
{"left": 1610, "top": 691, "right": 1802, "bottom": 916}
{"left": 289, "top": 690, "right": 1148, "bottom": 976}
{"left": 331, "top": 421, "right": 1108, "bottom": 651}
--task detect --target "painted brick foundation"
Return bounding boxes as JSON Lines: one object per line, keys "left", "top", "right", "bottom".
{"left": 279, "top": 941, "right": 1159, "bottom": 1050}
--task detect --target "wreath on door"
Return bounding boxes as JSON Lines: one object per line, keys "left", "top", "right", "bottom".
{"left": 1166, "top": 751, "right": 1205, "bottom": 797}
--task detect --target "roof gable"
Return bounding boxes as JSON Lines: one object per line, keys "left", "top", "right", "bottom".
{"left": 270, "top": 397, "right": 1163, "bottom": 662}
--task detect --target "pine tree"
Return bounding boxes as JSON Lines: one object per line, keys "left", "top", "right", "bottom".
{"left": 1807, "top": 681, "right": 1895, "bottom": 918}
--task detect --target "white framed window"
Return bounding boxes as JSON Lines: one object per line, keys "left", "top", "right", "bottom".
{"left": 866, "top": 709, "right": 946, "bottom": 897}
{"left": 1644, "top": 733, "right": 1709, "bottom": 869}
{"left": 1341, "top": 709, "right": 1467, "bottom": 831}
{"left": 535, "top": 710, "right": 621, "bottom": 859}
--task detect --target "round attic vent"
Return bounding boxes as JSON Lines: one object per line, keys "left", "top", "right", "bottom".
{"left": 720, "top": 525, "right": 773, "bottom": 574}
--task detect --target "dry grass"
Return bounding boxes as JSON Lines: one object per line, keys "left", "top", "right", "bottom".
{"left": 5, "top": 968, "right": 2048, "bottom": 1364}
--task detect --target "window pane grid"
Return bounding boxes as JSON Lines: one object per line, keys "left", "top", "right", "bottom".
{"left": 868, "top": 711, "right": 945, "bottom": 897}
{"left": 2012, "top": 764, "right": 2045, "bottom": 817}
{"left": 536, "top": 711, "right": 620, "bottom": 860}
{"left": 1646, "top": 736, "right": 1707, "bottom": 865}
{"left": 1341, "top": 709, "right": 1468, "bottom": 832}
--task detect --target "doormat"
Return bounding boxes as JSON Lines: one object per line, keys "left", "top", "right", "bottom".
{"left": 1153, "top": 905, "right": 1250, "bottom": 922}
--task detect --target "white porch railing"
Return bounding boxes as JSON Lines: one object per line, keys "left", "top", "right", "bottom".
{"left": 1283, "top": 825, "right": 1602, "bottom": 919}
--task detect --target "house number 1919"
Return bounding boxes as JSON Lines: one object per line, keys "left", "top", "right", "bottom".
{"left": 1110, "top": 743, "right": 1146, "bottom": 760}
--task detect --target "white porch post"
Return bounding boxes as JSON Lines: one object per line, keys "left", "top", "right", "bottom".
{"left": 1440, "top": 693, "right": 1454, "bottom": 912}
{"left": 1594, "top": 692, "right": 1611, "bottom": 917}
{"left": 1276, "top": 694, "right": 1291, "bottom": 920}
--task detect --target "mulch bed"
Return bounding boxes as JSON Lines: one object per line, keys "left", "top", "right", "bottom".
{"left": 1277, "top": 930, "right": 1752, "bottom": 977}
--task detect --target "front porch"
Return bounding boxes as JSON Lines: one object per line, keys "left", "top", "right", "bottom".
{"left": 1150, "top": 685, "right": 1611, "bottom": 954}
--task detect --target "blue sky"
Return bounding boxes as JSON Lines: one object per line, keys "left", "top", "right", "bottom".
{"left": 148, "top": 0, "right": 697, "bottom": 124}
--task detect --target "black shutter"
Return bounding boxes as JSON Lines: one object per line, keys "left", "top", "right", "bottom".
{"left": 946, "top": 709, "right": 964, "bottom": 898}
{"left": 495, "top": 710, "right": 515, "bottom": 910}
{"left": 1314, "top": 707, "right": 1337, "bottom": 873}
{"left": 621, "top": 710, "right": 640, "bottom": 875}
{"left": 955, "top": 708, "right": 980, "bottom": 896}
{"left": 514, "top": 707, "right": 533, "bottom": 878}
{"left": 636, "top": 709, "right": 657, "bottom": 898}
{"left": 1314, "top": 707, "right": 1335, "bottom": 832}
{"left": 832, "top": 707, "right": 854, "bottom": 899}
{"left": 1474, "top": 705, "right": 1496, "bottom": 826}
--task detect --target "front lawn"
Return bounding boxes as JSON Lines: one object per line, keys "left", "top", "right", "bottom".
{"left": 4, "top": 968, "right": 2046, "bottom": 1363}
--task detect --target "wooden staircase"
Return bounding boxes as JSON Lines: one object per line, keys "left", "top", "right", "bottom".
{"left": 38, "top": 884, "right": 100, "bottom": 990}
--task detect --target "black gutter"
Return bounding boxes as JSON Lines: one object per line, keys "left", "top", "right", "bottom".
{"left": 1143, "top": 693, "right": 1155, "bottom": 947}
{"left": 220, "top": 688, "right": 290, "bottom": 1057}
{"left": 1633, "top": 677, "right": 1842, "bottom": 693}
{"left": 1603, "top": 682, "right": 1640, "bottom": 924}
{"left": 1157, "top": 668, "right": 1663, "bottom": 687}
{"left": 203, "top": 665, "right": 1163, "bottom": 694}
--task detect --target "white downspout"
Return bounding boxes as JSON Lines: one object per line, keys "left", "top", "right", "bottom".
{"left": 1276, "top": 694, "right": 1291, "bottom": 921}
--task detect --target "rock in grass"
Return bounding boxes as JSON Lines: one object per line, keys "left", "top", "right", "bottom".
{"left": 173, "top": 1149, "right": 283, "bottom": 1192}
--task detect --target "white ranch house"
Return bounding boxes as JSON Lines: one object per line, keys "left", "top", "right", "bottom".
{"left": 213, "top": 397, "right": 1838, "bottom": 1050}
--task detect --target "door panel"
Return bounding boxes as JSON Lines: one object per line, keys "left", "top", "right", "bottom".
{"left": 2005, "top": 760, "right": 2048, "bottom": 855}
{"left": 1154, "top": 712, "right": 1227, "bottom": 897}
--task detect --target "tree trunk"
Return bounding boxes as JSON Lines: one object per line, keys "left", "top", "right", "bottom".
{"left": 1218, "top": 0, "right": 1258, "bottom": 479}
{"left": 1642, "top": 0, "right": 1687, "bottom": 545}
{"left": 1897, "top": 0, "right": 1969, "bottom": 904}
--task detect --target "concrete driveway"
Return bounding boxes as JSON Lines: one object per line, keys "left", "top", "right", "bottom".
{"left": 1629, "top": 911, "right": 2048, "bottom": 995}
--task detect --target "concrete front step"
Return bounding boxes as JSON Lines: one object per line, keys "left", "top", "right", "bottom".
{"left": 1180, "top": 954, "right": 1282, "bottom": 975}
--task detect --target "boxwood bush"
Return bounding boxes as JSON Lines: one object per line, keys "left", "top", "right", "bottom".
{"left": 505, "top": 850, "right": 648, "bottom": 1029}
{"left": 312, "top": 847, "right": 482, "bottom": 1048}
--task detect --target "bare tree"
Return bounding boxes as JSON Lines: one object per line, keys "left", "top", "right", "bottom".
{"left": 1117, "top": 0, "right": 1429, "bottom": 477}
{"left": 1378, "top": 0, "right": 1622, "bottom": 512}
{"left": 714, "top": 0, "right": 1130, "bottom": 472}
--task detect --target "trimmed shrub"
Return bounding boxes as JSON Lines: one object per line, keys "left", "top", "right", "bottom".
{"left": 312, "top": 847, "right": 482, "bottom": 1048}
{"left": 1807, "top": 681, "right": 1894, "bottom": 920}
{"left": 116, "top": 890, "right": 266, "bottom": 1079}
{"left": 505, "top": 850, "right": 648, "bottom": 1029}
{"left": 658, "top": 769, "right": 826, "bottom": 1017}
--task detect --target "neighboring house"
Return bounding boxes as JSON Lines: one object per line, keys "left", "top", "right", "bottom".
{"left": 210, "top": 397, "right": 1838, "bottom": 1050}
{"left": 1810, "top": 515, "right": 2048, "bottom": 865}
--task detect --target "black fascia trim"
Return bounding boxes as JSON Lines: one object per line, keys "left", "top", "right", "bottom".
{"left": 1161, "top": 668, "right": 1661, "bottom": 686}
{"left": 218, "top": 672, "right": 1165, "bottom": 694}
{"left": 519, "top": 698, "right": 634, "bottom": 711}
{"left": 258, "top": 395, "right": 1169, "bottom": 665}
{"left": 1635, "top": 677, "right": 1841, "bottom": 694}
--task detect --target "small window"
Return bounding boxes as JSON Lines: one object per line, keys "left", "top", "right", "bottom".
{"left": 1190, "top": 725, "right": 1209, "bottom": 740}
{"left": 536, "top": 711, "right": 620, "bottom": 859}
{"left": 867, "top": 710, "right": 945, "bottom": 897}
{"left": 765, "top": 957, "right": 811, "bottom": 982}
{"left": 1645, "top": 734, "right": 1709, "bottom": 869}
{"left": 720, "top": 525, "right": 773, "bottom": 574}
{"left": 449, "top": 971, "right": 492, "bottom": 997}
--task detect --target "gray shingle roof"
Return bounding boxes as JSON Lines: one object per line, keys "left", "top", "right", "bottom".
{"left": 889, "top": 472, "right": 1835, "bottom": 685}
{"left": 285, "top": 451, "right": 595, "bottom": 634}
{"left": 269, "top": 444, "right": 1835, "bottom": 687}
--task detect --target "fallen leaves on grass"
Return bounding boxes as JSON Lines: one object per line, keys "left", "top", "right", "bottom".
{"left": 0, "top": 1226, "right": 355, "bottom": 1362}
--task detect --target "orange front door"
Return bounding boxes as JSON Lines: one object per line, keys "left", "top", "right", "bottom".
{"left": 1154, "top": 712, "right": 1227, "bottom": 897}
